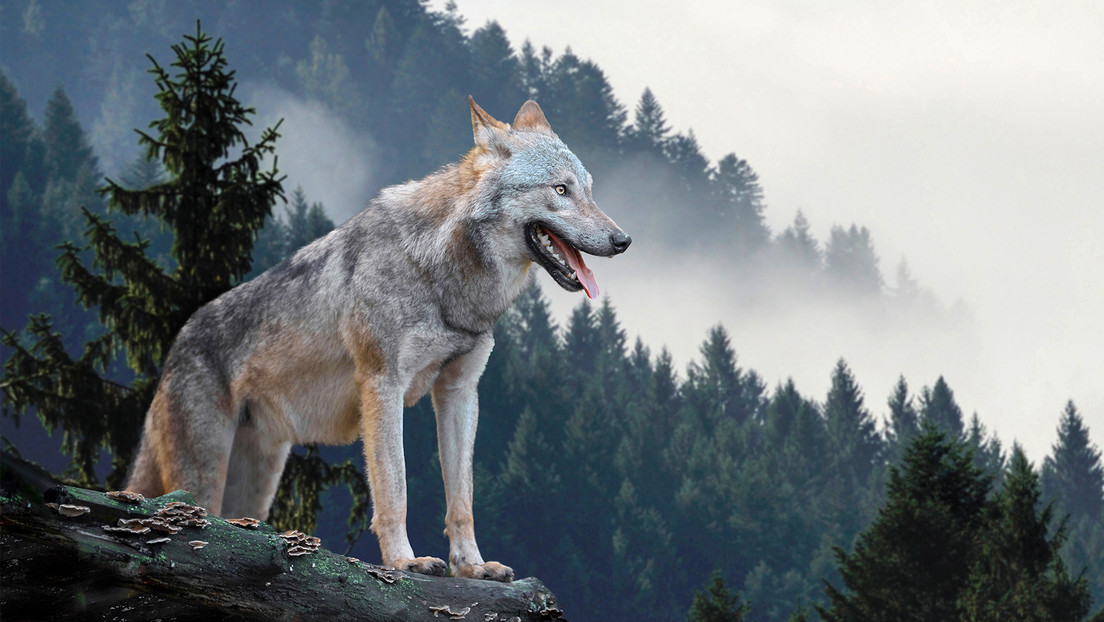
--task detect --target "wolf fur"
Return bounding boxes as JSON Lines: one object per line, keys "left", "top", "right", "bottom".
{"left": 126, "top": 97, "right": 631, "bottom": 581}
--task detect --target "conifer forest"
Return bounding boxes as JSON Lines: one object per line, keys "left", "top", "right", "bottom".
{"left": 2, "top": 2, "right": 1102, "bottom": 620}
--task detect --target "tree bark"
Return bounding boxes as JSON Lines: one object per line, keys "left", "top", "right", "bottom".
{"left": 0, "top": 453, "right": 565, "bottom": 621}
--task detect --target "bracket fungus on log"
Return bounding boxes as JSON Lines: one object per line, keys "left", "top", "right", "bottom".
{"left": 106, "top": 490, "right": 145, "bottom": 504}
{"left": 56, "top": 504, "right": 91, "bottom": 517}
{"left": 0, "top": 451, "right": 565, "bottom": 621}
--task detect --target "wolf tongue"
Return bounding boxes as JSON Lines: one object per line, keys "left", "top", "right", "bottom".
{"left": 546, "top": 231, "right": 599, "bottom": 299}
{"left": 564, "top": 246, "right": 599, "bottom": 299}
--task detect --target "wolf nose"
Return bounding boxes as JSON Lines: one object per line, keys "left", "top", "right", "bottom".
{"left": 610, "top": 231, "right": 632, "bottom": 254}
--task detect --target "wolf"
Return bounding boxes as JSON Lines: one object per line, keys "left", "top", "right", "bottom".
{"left": 126, "top": 97, "right": 631, "bottom": 581}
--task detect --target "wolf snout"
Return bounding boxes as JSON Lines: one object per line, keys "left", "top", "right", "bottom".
{"left": 610, "top": 230, "right": 632, "bottom": 254}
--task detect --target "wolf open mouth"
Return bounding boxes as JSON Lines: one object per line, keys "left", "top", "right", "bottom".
{"left": 525, "top": 223, "right": 599, "bottom": 298}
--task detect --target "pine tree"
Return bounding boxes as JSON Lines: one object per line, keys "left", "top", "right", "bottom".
{"left": 776, "top": 211, "right": 821, "bottom": 280}
{"left": 626, "top": 87, "right": 671, "bottom": 156}
{"left": 518, "top": 40, "right": 553, "bottom": 101}
{"left": 388, "top": 7, "right": 469, "bottom": 172}
{"left": 39, "top": 89, "right": 105, "bottom": 245}
{"left": 542, "top": 50, "right": 626, "bottom": 155}
{"left": 0, "top": 23, "right": 284, "bottom": 487}
{"left": 467, "top": 21, "right": 524, "bottom": 120}
{"left": 823, "top": 359, "right": 882, "bottom": 489}
{"left": 0, "top": 69, "right": 43, "bottom": 198}
{"left": 885, "top": 375, "right": 919, "bottom": 463}
{"left": 819, "top": 425, "right": 991, "bottom": 622}
{"left": 965, "top": 413, "right": 1005, "bottom": 485}
{"left": 284, "top": 186, "right": 335, "bottom": 252}
{"left": 1042, "top": 401, "right": 1104, "bottom": 522}
{"left": 824, "top": 224, "right": 882, "bottom": 296}
{"left": 666, "top": 130, "right": 710, "bottom": 194}
{"left": 684, "top": 325, "right": 758, "bottom": 426}
{"left": 711, "top": 153, "right": 769, "bottom": 252}
{"left": 688, "top": 570, "right": 751, "bottom": 622}
{"left": 960, "top": 445, "right": 1091, "bottom": 622}
{"left": 296, "top": 34, "right": 357, "bottom": 120}
{"left": 920, "top": 376, "right": 965, "bottom": 439}
{"left": 42, "top": 86, "right": 98, "bottom": 183}
{"left": 594, "top": 298, "right": 628, "bottom": 378}
{"left": 563, "top": 299, "right": 599, "bottom": 386}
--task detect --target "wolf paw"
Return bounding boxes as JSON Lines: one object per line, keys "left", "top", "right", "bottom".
{"left": 392, "top": 556, "right": 447, "bottom": 577}
{"left": 453, "top": 561, "right": 514, "bottom": 582}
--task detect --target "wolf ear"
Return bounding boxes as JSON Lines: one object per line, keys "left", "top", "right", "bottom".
{"left": 513, "top": 100, "right": 553, "bottom": 134}
{"left": 469, "top": 95, "right": 511, "bottom": 154}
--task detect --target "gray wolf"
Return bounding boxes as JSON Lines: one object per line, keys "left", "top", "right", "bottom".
{"left": 126, "top": 97, "right": 631, "bottom": 581}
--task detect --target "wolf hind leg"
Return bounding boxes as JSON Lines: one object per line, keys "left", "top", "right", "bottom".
{"left": 127, "top": 427, "right": 163, "bottom": 497}
{"left": 126, "top": 375, "right": 238, "bottom": 515}
{"left": 221, "top": 418, "right": 291, "bottom": 520}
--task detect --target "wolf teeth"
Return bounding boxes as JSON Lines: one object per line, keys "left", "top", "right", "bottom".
{"left": 536, "top": 226, "right": 569, "bottom": 267}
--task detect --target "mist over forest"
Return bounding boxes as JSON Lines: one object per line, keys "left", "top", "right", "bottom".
{"left": 2, "top": 1, "right": 1102, "bottom": 620}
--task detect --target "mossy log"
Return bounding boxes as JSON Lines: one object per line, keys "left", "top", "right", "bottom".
{"left": 0, "top": 454, "right": 565, "bottom": 621}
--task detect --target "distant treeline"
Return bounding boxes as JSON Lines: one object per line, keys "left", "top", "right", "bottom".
{"left": 2, "top": 0, "right": 930, "bottom": 305}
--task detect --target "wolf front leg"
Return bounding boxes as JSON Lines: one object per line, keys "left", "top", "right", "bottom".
{"left": 431, "top": 335, "right": 514, "bottom": 582}
{"left": 358, "top": 370, "right": 446, "bottom": 576}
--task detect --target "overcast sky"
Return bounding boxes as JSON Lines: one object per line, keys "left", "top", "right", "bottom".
{"left": 427, "top": 0, "right": 1104, "bottom": 461}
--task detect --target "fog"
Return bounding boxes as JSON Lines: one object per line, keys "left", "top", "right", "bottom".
{"left": 246, "top": 84, "right": 382, "bottom": 224}
{"left": 56, "top": 0, "right": 1099, "bottom": 463}
{"left": 425, "top": 0, "right": 1104, "bottom": 461}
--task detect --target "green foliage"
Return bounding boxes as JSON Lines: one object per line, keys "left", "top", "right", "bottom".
{"left": 920, "top": 376, "right": 965, "bottom": 439}
{"left": 1043, "top": 401, "right": 1104, "bottom": 522}
{"left": 824, "top": 359, "right": 882, "bottom": 490}
{"left": 821, "top": 429, "right": 1093, "bottom": 622}
{"left": 688, "top": 570, "right": 751, "bottom": 622}
{"left": 711, "top": 153, "right": 769, "bottom": 253}
{"left": 959, "top": 445, "right": 1090, "bottom": 621}
{"left": 820, "top": 425, "right": 990, "bottom": 622}
{"left": 42, "top": 87, "right": 98, "bottom": 183}
{"left": 268, "top": 445, "right": 371, "bottom": 553}
{"left": 884, "top": 375, "right": 919, "bottom": 463}
{"left": 627, "top": 87, "right": 671, "bottom": 156}
{"left": 1, "top": 23, "right": 284, "bottom": 487}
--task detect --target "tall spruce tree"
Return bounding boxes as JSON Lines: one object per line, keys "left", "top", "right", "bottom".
{"left": 688, "top": 570, "right": 751, "bottom": 622}
{"left": 711, "top": 153, "right": 769, "bottom": 253}
{"left": 626, "top": 87, "right": 671, "bottom": 156}
{"left": 776, "top": 210, "right": 821, "bottom": 281}
{"left": 42, "top": 87, "right": 98, "bottom": 183}
{"left": 965, "top": 413, "right": 1005, "bottom": 485}
{"left": 823, "top": 359, "right": 882, "bottom": 491}
{"left": 0, "top": 24, "right": 284, "bottom": 487}
{"left": 0, "top": 70, "right": 42, "bottom": 199}
{"left": 824, "top": 224, "right": 883, "bottom": 297}
{"left": 467, "top": 21, "right": 524, "bottom": 121}
{"left": 960, "top": 445, "right": 1091, "bottom": 622}
{"left": 1042, "top": 401, "right": 1104, "bottom": 522}
{"left": 885, "top": 375, "right": 919, "bottom": 463}
{"left": 920, "top": 376, "right": 965, "bottom": 439}
{"left": 819, "top": 425, "right": 991, "bottom": 622}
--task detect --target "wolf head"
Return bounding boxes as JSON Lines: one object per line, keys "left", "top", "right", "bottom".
{"left": 466, "top": 97, "right": 631, "bottom": 299}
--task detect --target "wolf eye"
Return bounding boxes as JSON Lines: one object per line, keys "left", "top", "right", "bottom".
{"left": 554, "top": 184, "right": 567, "bottom": 195}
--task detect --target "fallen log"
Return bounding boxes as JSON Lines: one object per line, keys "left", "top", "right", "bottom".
{"left": 0, "top": 453, "right": 565, "bottom": 621}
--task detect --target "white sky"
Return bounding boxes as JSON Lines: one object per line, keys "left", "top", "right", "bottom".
{"left": 430, "top": 0, "right": 1104, "bottom": 461}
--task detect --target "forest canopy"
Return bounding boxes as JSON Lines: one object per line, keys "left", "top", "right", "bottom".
{"left": 1, "top": 3, "right": 1102, "bottom": 621}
